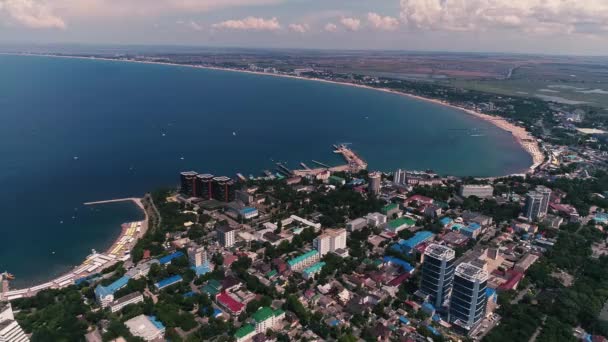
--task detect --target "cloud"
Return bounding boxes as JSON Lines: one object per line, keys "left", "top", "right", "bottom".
{"left": 340, "top": 17, "right": 360, "bottom": 31}
{"left": 288, "top": 23, "right": 309, "bottom": 33}
{"left": 0, "top": 0, "right": 66, "bottom": 29}
{"left": 399, "top": 0, "right": 608, "bottom": 35}
{"left": 177, "top": 20, "right": 203, "bottom": 31}
{"left": 212, "top": 16, "right": 280, "bottom": 31}
{"left": 367, "top": 12, "right": 399, "bottom": 31}
{"left": 324, "top": 22, "right": 337, "bottom": 32}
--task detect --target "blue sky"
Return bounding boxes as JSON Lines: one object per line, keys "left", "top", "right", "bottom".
{"left": 1, "top": 0, "right": 608, "bottom": 55}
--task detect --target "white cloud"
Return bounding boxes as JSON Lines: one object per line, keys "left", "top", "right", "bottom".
{"left": 324, "top": 22, "right": 337, "bottom": 32}
{"left": 212, "top": 16, "right": 280, "bottom": 31}
{"left": 288, "top": 23, "right": 309, "bottom": 33}
{"left": 367, "top": 12, "right": 399, "bottom": 31}
{"left": 340, "top": 17, "right": 360, "bottom": 31}
{"left": 0, "top": 0, "right": 66, "bottom": 29}
{"left": 177, "top": 20, "right": 203, "bottom": 31}
{"left": 399, "top": 0, "right": 608, "bottom": 35}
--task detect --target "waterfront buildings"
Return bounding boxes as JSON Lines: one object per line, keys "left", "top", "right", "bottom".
{"left": 314, "top": 228, "right": 347, "bottom": 257}
{"left": 95, "top": 275, "right": 130, "bottom": 307}
{"left": 420, "top": 244, "right": 456, "bottom": 309}
{"left": 196, "top": 173, "right": 214, "bottom": 200}
{"left": 217, "top": 226, "right": 236, "bottom": 247}
{"left": 180, "top": 171, "right": 198, "bottom": 197}
{"left": 449, "top": 262, "right": 488, "bottom": 331}
{"left": 124, "top": 315, "right": 165, "bottom": 341}
{"left": 368, "top": 171, "right": 382, "bottom": 195}
{"left": 0, "top": 302, "right": 29, "bottom": 342}
{"left": 109, "top": 292, "right": 144, "bottom": 313}
{"left": 213, "top": 176, "right": 236, "bottom": 202}
{"left": 459, "top": 185, "right": 494, "bottom": 199}
{"left": 525, "top": 186, "right": 552, "bottom": 221}
{"left": 180, "top": 171, "right": 235, "bottom": 202}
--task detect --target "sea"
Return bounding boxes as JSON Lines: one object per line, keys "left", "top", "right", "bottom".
{"left": 0, "top": 54, "right": 531, "bottom": 287}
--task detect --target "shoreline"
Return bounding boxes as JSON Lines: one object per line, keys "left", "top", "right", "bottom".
{"left": 2, "top": 197, "right": 148, "bottom": 299}
{"left": 3, "top": 52, "right": 543, "bottom": 173}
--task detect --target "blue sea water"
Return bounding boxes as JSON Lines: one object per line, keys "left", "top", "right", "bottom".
{"left": 0, "top": 55, "right": 531, "bottom": 286}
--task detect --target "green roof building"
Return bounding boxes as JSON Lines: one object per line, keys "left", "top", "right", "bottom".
{"left": 287, "top": 250, "right": 320, "bottom": 271}
{"left": 252, "top": 306, "right": 286, "bottom": 333}
{"left": 382, "top": 203, "right": 400, "bottom": 217}
{"left": 235, "top": 324, "right": 255, "bottom": 342}
{"left": 387, "top": 217, "right": 416, "bottom": 233}
{"left": 329, "top": 176, "right": 346, "bottom": 186}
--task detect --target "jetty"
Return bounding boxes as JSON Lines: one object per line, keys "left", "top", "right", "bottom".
{"left": 293, "top": 145, "right": 367, "bottom": 177}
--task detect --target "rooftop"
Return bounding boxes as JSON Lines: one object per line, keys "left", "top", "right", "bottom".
{"left": 235, "top": 324, "right": 255, "bottom": 339}
{"left": 95, "top": 275, "right": 130, "bottom": 298}
{"left": 155, "top": 275, "right": 183, "bottom": 289}
{"left": 287, "top": 250, "right": 319, "bottom": 267}
{"left": 424, "top": 244, "right": 455, "bottom": 261}
{"left": 388, "top": 217, "right": 416, "bottom": 229}
{"left": 303, "top": 261, "right": 326, "bottom": 275}
{"left": 252, "top": 306, "right": 275, "bottom": 322}
{"left": 455, "top": 262, "right": 489, "bottom": 282}
{"left": 158, "top": 251, "right": 185, "bottom": 265}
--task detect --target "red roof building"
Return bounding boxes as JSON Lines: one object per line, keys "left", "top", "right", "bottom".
{"left": 216, "top": 291, "right": 245, "bottom": 314}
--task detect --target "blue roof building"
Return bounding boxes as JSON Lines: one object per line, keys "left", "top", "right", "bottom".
{"left": 399, "top": 316, "right": 410, "bottom": 325}
{"left": 191, "top": 261, "right": 212, "bottom": 276}
{"left": 148, "top": 316, "right": 165, "bottom": 331}
{"left": 422, "top": 302, "right": 436, "bottom": 315}
{"left": 440, "top": 217, "right": 453, "bottom": 226}
{"left": 383, "top": 256, "right": 414, "bottom": 273}
{"left": 392, "top": 231, "right": 434, "bottom": 254}
{"left": 95, "top": 275, "right": 131, "bottom": 304}
{"left": 155, "top": 275, "right": 183, "bottom": 290}
{"left": 460, "top": 223, "right": 482, "bottom": 238}
{"left": 158, "top": 251, "right": 185, "bottom": 265}
{"left": 426, "top": 325, "right": 440, "bottom": 336}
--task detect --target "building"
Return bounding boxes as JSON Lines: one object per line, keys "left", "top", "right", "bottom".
{"left": 239, "top": 207, "right": 259, "bottom": 220}
{"left": 302, "top": 262, "right": 326, "bottom": 279}
{"left": 364, "top": 212, "right": 387, "bottom": 228}
{"left": 216, "top": 291, "right": 245, "bottom": 315}
{"left": 180, "top": 171, "right": 198, "bottom": 197}
{"left": 393, "top": 169, "right": 407, "bottom": 185}
{"left": 287, "top": 250, "right": 320, "bottom": 271}
{"left": 235, "top": 324, "right": 256, "bottom": 342}
{"left": 126, "top": 259, "right": 160, "bottom": 279}
{"left": 381, "top": 203, "right": 401, "bottom": 218}
{"left": 188, "top": 246, "right": 207, "bottom": 267}
{"left": 195, "top": 173, "right": 214, "bottom": 199}
{"left": 109, "top": 292, "right": 144, "bottom": 313}
{"left": 95, "top": 275, "right": 131, "bottom": 307}
{"left": 386, "top": 216, "right": 416, "bottom": 233}
{"left": 392, "top": 231, "right": 435, "bottom": 254}
{"left": 0, "top": 302, "right": 29, "bottom": 342}
{"left": 421, "top": 244, "right": 455, "bottom": 309}
{"left": 459, "top": 185, "right": 494, "bottom": 199}
{"left": 158, "top": 251, "right": 185, "bottom": 265}
{"left": 450, "top": 262, "right": 488, "bottom": 331}
{"left": 252, "top": 306, "right": 286, "bottom": 333}
{"left": 346, "top": 218, "right": 367, "bottom": 231}
{"left": 525, "top": 186, "right": 552, "bottom": 221}
{"left": 124, "top": 315, "right": 165, "bottom": 341}
{"left": 368, "top": 171, "right": 382, "bottom": 195}
{"left": 217, "top": 226, "right": 236, "bottom": 247}
{"left": 212, "top": 176, "right": 236, "bottom": 202}
{"left": 314, "top": 228, "right": 347, "bottom": 256}
{"left": 155, "top": 275, "right": 183, "bottom": 290}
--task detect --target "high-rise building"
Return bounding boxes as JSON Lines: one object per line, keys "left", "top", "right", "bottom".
{"left": 195, "top": 174, "right": 214, "bottom": 200}
{"left": 421, "top": 244, "right": 455, "bottom": 309}
{"left": 213, "top": 176, "right": 236, "bottom": 202}
{"left": 314, "top": 228, "right": 347, "bottom": 257}
{"left": 180, "top": 171, "right": 198, "bottom": 197}
{"left": 368, "top": 171, "right": 382, "bottom": 196}
{"left": 217, "top": 226, "right": 236, "bottom": 247}
{"left": 459, "top": 185, "right": 494, "bottom": 199}
{"left": 0, "top": 302, "right": 29, "bottom": 342}
{"left": 393, "top": 169, "right": 407, "bottom": 185}
{"left": 525, "top": 186, "right": 551, "bottom": 221}
{"left": 450, "top": 262, "right": 488, "bottom": 331}
{"left": 187, "top": 246, "right": 208, "bottom": 267}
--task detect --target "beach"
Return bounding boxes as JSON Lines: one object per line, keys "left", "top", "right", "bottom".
{"left": 7, "top": 52, "right": 543, "bottom": 173}
{"left": 2, "top": 197, "right": 148, "bottom": 299}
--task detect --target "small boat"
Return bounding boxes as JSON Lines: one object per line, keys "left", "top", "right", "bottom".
{"left": 73, "top": 156, "right": 79, "bottom": 160}
{"left": 232, "top": 131, "right": 237, "bottom": 136}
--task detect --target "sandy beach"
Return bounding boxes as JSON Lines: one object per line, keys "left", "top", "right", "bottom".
{"left": 2, "top": 197, "right": 148, "bottom": 298}
{"left": 4, "top": 52, "right": 544, "bottom": 172}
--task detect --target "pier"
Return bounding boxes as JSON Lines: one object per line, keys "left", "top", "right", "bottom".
{"left": 293, "top": 145, "right": 367, "bottom": 177}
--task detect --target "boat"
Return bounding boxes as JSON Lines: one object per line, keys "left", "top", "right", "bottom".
{"left": 2, "top": 272, "right": 15, "bottom": 280}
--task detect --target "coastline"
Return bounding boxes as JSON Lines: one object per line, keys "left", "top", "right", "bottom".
{"left": 2, "top": 197, "right": 148, "bottom": 299}
{"left": 4, "top": 52, "right": 543, "bottom": 173}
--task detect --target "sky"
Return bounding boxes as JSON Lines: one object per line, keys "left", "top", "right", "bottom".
{"left": 1, "top": 0, "right": 608, "bottom": 55}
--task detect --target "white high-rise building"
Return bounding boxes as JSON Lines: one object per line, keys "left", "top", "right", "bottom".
{"left": 0, "top": 302, "right": 29, "bottom": 342}
{"left": 525, "top": 186, "right": 552, "bottom": 221}
{"left": 393, "top": 169, "right": 407, "bottom": 185}
{"left": 217, "top": 226, "right": 236, "bottom": 247}
{"left": 187, "top": 246, "right": 207, "bottom": 267}
{"left": 314, "top": 228, "right": 347, "bottom": 257}
{"left": 368, "top": 172, "right": 382, "bottom": 195}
